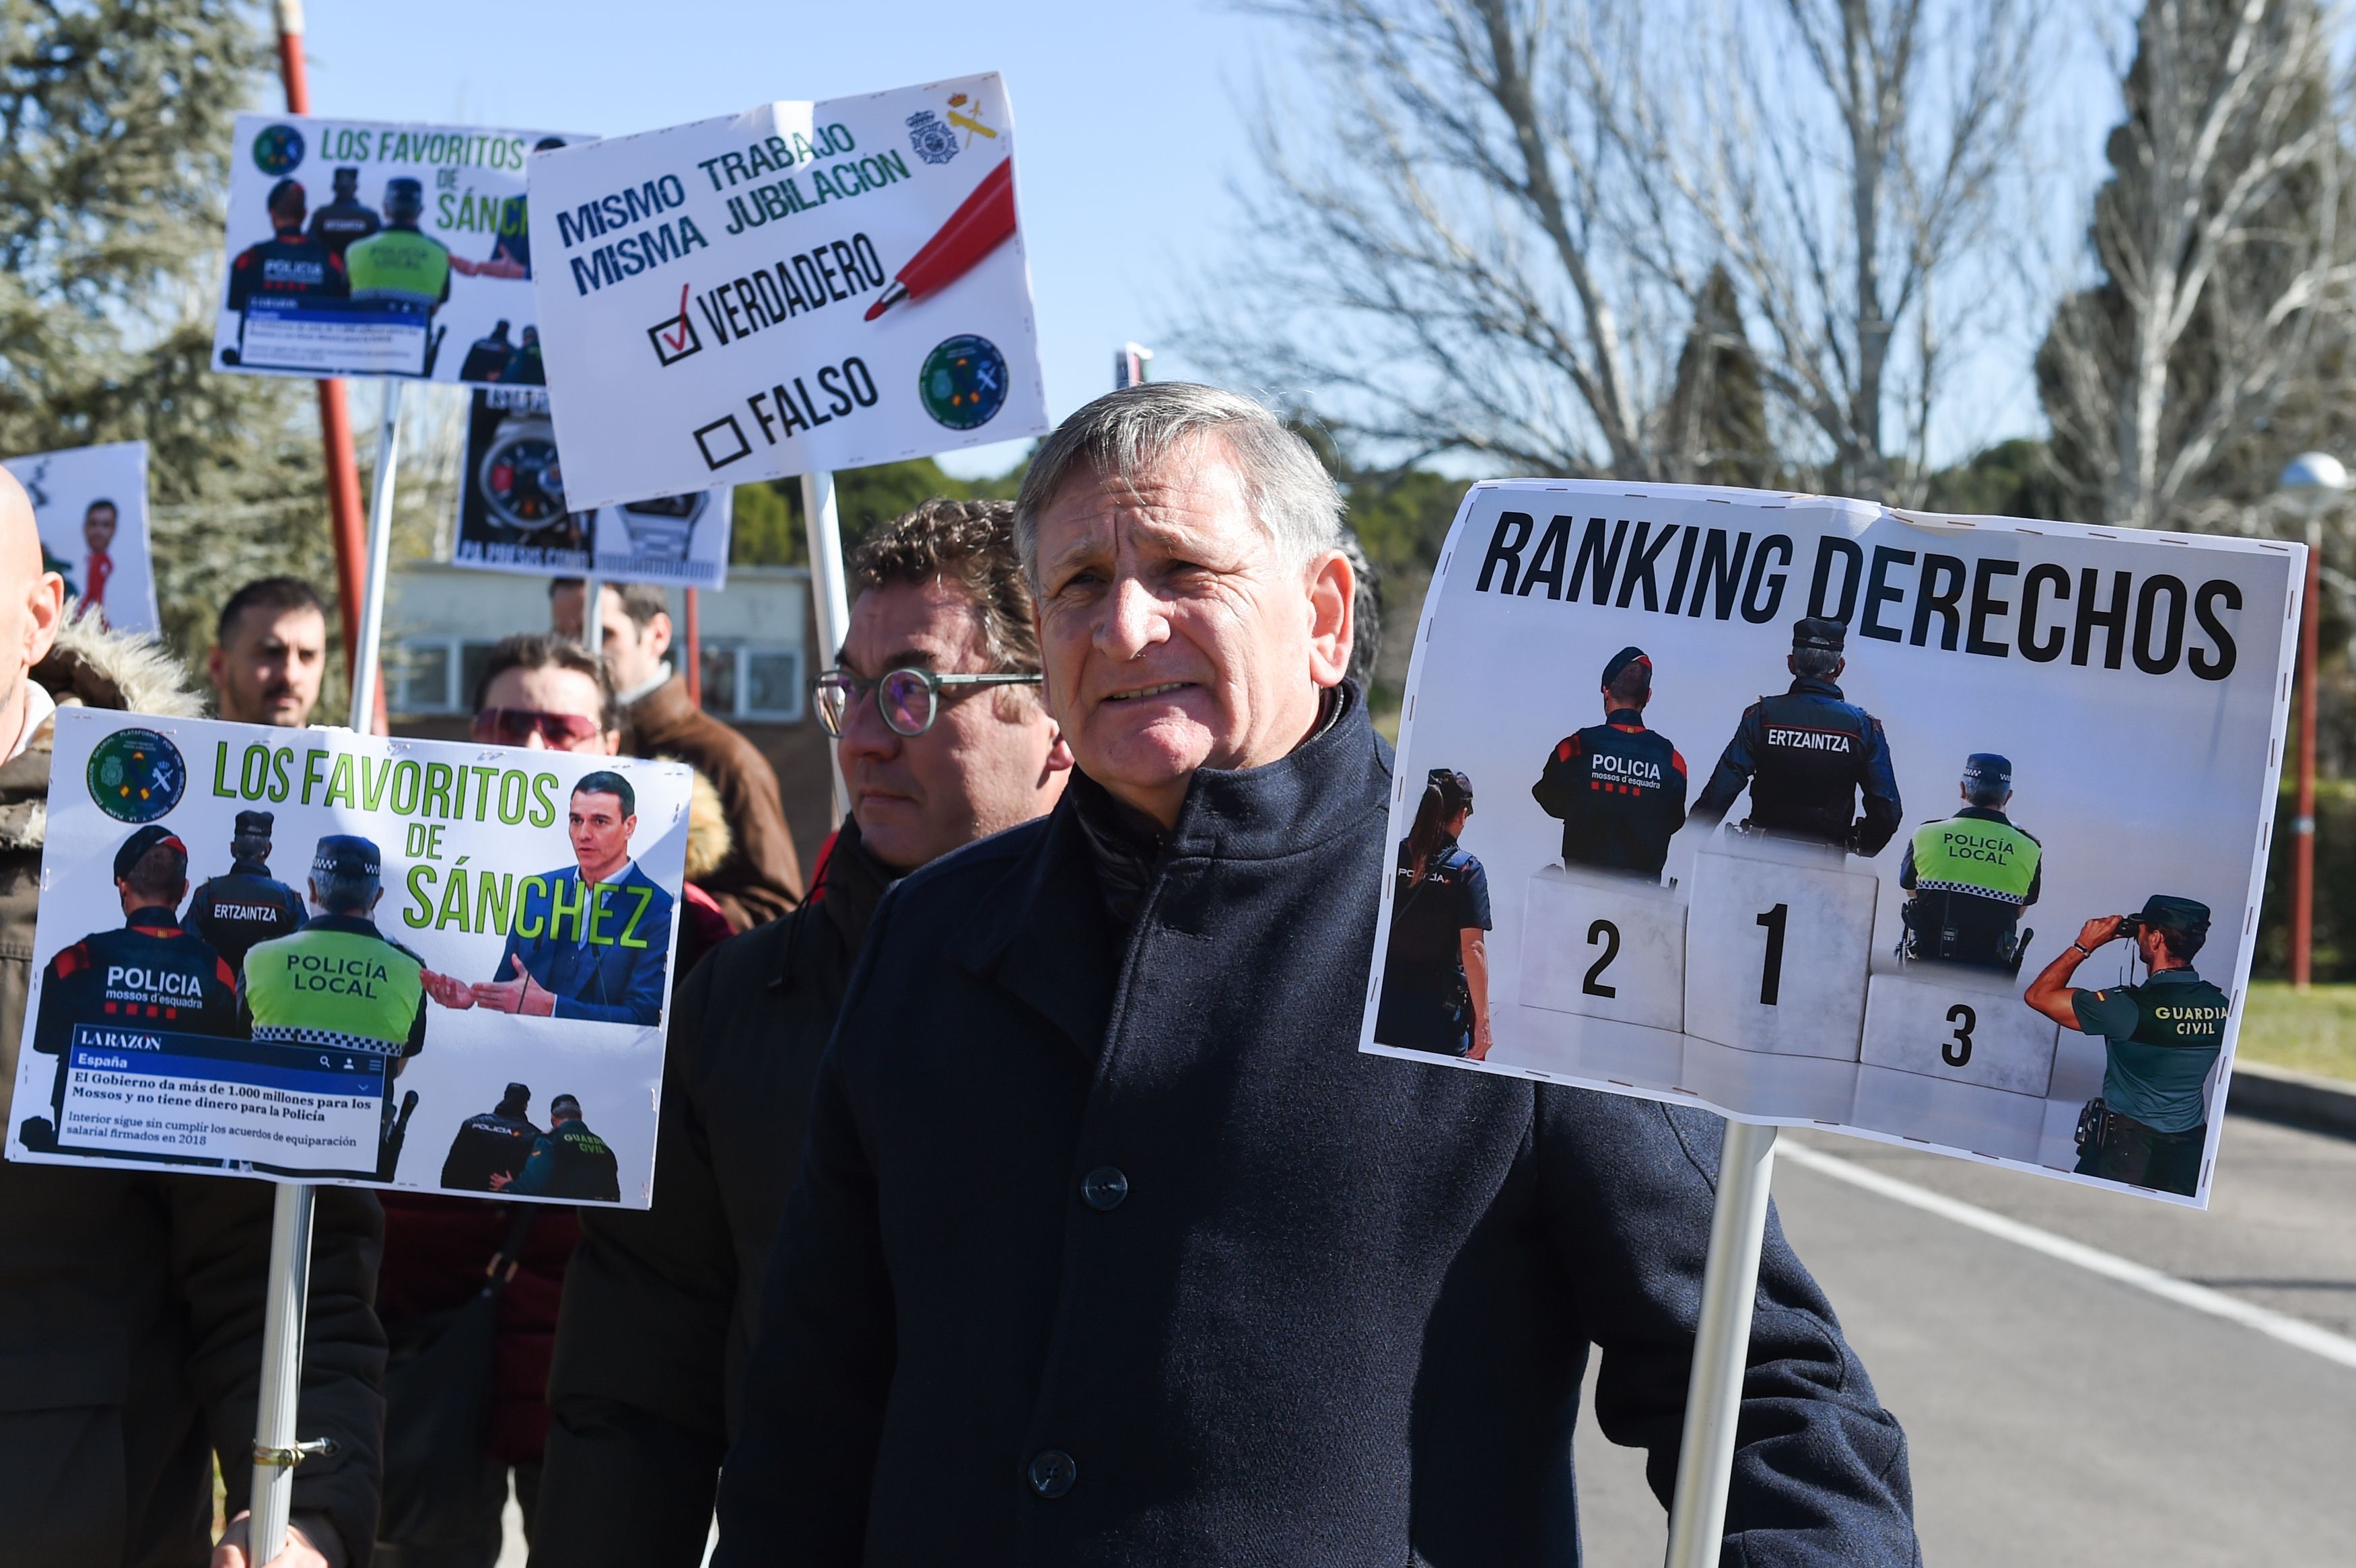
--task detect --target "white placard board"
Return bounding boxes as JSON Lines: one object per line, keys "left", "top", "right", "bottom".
{"left": 212, "top": 115, "right": 589, "bottom": 385}
{"left": 448, "top": 388, "right": 734, "bottom": 587}
{"left": 4, "top": 710, "right": 690, "bottom": 1206}
{"left": 1363, "top": 481, "right": 2298, "bottom": 1208}
{"left": 1, "top": 441, "right": 159, "bottom": 634}
{"left": 526, "top": 73, "right": 1048, "bottom": 510}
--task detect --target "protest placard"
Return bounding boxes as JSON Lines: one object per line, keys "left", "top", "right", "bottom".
{"left": 211, "top": 114, "right": 588, "bottom": 384}
{"left": 448, "top": 386, "right": 734, "bottom": 587}
{"left": 1, "top": 441, "right": 158, "bottom": 634}
{"left": 4, "top": 710, "right": 691, "bottom": 1207}
{"left": 526, "top": 73, "right": 1048, "bottom": 510}
{"left": 1366, "top": 481, "right": 2298, "bottom": 1208}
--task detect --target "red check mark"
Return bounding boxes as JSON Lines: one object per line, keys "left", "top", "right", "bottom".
{"left": 662, "top": 283, "right": 691, "bottom": 350}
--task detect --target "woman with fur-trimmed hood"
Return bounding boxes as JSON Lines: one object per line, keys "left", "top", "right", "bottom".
{"left": 0, "top": 579, "right": 387, "bottom": 1563}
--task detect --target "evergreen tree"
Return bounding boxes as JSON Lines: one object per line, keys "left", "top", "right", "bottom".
{"left": 0, "top": 1, "right": 333, "bottom": 670}
{"left": 1663, "top": 266, "right": 1772, "bottom": 489}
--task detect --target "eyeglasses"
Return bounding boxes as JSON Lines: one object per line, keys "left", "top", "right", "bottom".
{"left": 472, "top": 707, "right": 604, "bottom": 748}
{"left": 815, "top": 666, "right": 1042, "bottom": 738}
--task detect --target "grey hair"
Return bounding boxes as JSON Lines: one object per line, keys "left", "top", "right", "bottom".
{"left": 1013, "top": 383, "right": 1346, "bottom": 585}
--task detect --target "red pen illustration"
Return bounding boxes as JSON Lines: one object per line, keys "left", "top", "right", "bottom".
{"left": 864, "top": 158, "right": 1015, "bottom": 322}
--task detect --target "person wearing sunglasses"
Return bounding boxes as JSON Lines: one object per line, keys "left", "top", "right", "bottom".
{"left": 534, "top": 497, "right": 1072, "bottom": 1561}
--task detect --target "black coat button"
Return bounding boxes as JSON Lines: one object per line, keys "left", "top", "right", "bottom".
{"left": 1080, "top": 1166, "right": 1128, "bottom": 1210}
{"left": 1028, "top": 1448, "right": 1076, "bottom": 1498}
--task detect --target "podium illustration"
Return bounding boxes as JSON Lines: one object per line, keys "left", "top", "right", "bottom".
{"left": 1520, "top": 865, "right": 1687, "bottom": 1034}
{"left": 1683, "top": 839, "right": 1875, "bottom": 1061}
{"left": 1859, "top": 968, "right": 2059, "bottom": 1096}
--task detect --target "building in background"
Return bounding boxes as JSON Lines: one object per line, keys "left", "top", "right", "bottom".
{"left": 386, "top": 563, "right": 835, "bottom": 869}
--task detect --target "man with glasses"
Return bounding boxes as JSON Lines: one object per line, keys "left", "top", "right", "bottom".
{"left": 534, "top": 498, "right": 1071, "bottom": 1560}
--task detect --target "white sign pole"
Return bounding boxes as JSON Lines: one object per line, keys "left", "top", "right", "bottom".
{"left": 248, "top": 1181, "right": 317, "bottom": 1559}
{"left": 1663, "top": 1119, "right": 1780, "bottom": 1567}
{"left": 801, "top": 470, "right": 853, "bottom": 821}
{"left": 348, "top": 380, "right": 404, "bottom": 734}
{"left": 579, "top": 569, "right": 603, "bottom": 653}
{"left": 249, "top": 377, "right": 403, "bottom": 1559}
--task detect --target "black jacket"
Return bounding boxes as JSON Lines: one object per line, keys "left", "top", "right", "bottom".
{"left": 533, "top": 819, "right": 889, "bottom": 1564}
{"left": 0, "top": 619, "right": 385, "bottom": 1566}
{"left": 1532, "top": 709, "right": 1689, "bottom": 876}
{"left": 717, "top": 687, "right": 1916, "bottom": 1567}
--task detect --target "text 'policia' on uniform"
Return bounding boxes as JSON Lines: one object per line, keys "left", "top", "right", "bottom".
{"left": 1471, "top": 511, "right": 2246, "bottom": 680}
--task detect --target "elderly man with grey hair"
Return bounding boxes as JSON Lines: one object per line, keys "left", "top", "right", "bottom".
{"left": 716, "top": 384, "right": 1918, "bottom": 1567}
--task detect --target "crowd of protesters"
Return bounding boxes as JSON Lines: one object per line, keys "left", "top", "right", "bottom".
{"left": 0, "top": 386, "right": 1923, "bottom": 1568}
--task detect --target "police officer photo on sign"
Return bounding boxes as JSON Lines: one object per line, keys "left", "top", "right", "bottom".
{"left": 23, "top": 826, "right": 241, "bottom": 1156}
{"left": 1530, "top": 645, "right": 1688, "bottom": 880}
{"left": 1690, "top": 616, "right": 1903, "bottom": 855}
{"left": 440, "top": 1080, "right": 543, "bottom": 1192}
{"left": 505, "top": 1090, "right": 621, "bottom": 1202}
{"left": 184, "top": 809, "right": 306, "bottom": 972}
{"left": 1898, "top": 754, "right": 2043, "bottom": 974}
{"left": 1375, "top": 770, "right": 1494, "bottom": 1060}
{"left": 2023, "top": 895, "right": 2228, "bottom": 1195}
{"left": 239, "top": 834, "right": 429, "bottom": 1175}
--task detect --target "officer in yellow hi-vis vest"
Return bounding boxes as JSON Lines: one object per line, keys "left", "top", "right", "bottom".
{"left": 240, "top": 834, "right": 428, "bottom": 1071}
{"left": 343, "top": 178, "right": 452, "bottom": 308}
{"left": 1897, "top": 752, "right": 2042, "bottom": 973}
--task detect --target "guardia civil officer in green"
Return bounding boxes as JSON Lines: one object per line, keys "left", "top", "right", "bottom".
{"left": 509, "top": 1092, "right": 621, "bottom": 1203}
{"left": 240, "top": 834, "right": 428, "bottom": 1115}
{"left": 343, "top": 176, "right": 452, "bottom": 310}
{"left": 2024, "top": 895, "right": 2228, "bottom": 1196}
{"left": 1897, "top": 753, "right": 2042, "bottom": 972}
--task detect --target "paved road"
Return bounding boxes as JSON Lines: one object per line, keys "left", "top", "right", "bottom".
{"left": 1572, "top": 1112, "right": 2356, "bottom": 1565}
{"left": 497, "top": 1114, "right": 2353, "bottom": 1567}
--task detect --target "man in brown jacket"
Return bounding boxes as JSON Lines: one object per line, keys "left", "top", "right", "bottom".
{"left": 551, "top": 580, "right": 801, "bottom": 928}
{"left": 0, "top": 471, "right": 385, "bottom": 1567}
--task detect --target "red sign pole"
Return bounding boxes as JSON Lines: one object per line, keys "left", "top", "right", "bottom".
{"left": 271, "top": 1, "right": 372, "bottom": 692}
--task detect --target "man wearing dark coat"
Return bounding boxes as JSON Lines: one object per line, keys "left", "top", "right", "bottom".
{"left": 714, "top": 385, "right": 1919, "bottom": 1566}
{"left": 532, "top": 499, "right": 1073, "bottom": 1558}
{"left": 0, "top": 468, "right": 382, "bottom": 1568}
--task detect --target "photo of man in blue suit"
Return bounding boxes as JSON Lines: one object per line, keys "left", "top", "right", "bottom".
{"left": 422, "top": 770, "right": 672, "bottom": 1026}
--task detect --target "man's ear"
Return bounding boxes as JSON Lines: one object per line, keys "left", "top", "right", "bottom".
{"left": 648, "top": 612, "right": 674, "bottom": 660}
{"left": 1043, "top": 723, "right": 1075, "bottom": 777}
{"left": 1305, "top": 548, "right": 1353, "bottom": 689}
{"left": 23, "top": 571, "right": 62, "bottom": 671}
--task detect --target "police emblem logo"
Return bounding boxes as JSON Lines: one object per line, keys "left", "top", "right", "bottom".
{"left": 920, "top": 335, "right": 1010, "bottom": 430}
{"left": 87, "top": 728, "right": 186, "bottom": 823}
{"left": 252, "top": 123, "right": 304, "bottom": 176}
{"left": 905, "top": 110, "right": 960, "bottom": 166}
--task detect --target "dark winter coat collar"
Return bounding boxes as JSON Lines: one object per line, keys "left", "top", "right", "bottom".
{"left": 955, "top": 680, "right": 1383, "bottom": 1057}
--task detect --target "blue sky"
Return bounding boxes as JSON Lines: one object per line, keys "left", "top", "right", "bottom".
{"left": 300, "top": 0, "right": 1277, "bottom": 478}
{"left": 299, "top": 1, "right": 2122, "bottom": 480}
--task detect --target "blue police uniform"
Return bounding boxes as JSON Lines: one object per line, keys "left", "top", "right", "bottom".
{"left": 185, "top": 855, "right": 306, "bottom": 974}
{"left": 1694, "top": 675, "right": 1904, "bottom": 854}
{"left": 1376, "top": 839, "right": 1490, "bottom": 1056}
{"left": 1532, "top": 709, "right": 1688, "bottom": 877}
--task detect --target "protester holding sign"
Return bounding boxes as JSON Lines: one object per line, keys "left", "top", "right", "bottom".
{"left": 712, "top": 387, "right": 1915, "bottom": 1565}
{"left": 538, "top": 498, "right": 1072, "bottom": 1562}
{"left": 0, "top": 470, "right": 383, "bottom": 1566}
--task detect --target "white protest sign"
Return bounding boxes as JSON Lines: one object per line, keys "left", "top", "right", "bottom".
{"left": 5, "top": 710, "right": 690, "bottom": 1205}
{"left": 211, "top": 114, "right": 590, "bottom": 384}
{"left": 1, "top": 441, "right": 159, "bottom": 635}
{"left": 1366, "top": 481, "right": 2298, "bottom": 1208}
{"left": 448, "top": 387, "right": 734, "bottom": 587}
{"left": 526, "top": 73, "right": 1048, "bottom": 510}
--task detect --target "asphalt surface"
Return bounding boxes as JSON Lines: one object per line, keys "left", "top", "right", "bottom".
{"left": 499, "top": 1113, "right": 2355, "bottom": 1567}
{"left": 1572, "top": 1112, "right": 2356, "bottom": 1565}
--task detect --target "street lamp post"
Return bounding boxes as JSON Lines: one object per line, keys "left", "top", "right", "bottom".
{"left": 2279, "top": 452, "right": 2345, "bottom": 989}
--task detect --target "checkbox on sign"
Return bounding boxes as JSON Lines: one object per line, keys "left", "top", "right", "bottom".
{"left": 693, "top": 415, "right": 752, "bottom": 471}
{"left": 648, "top": 284, "right": 701, "bottom": 365}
